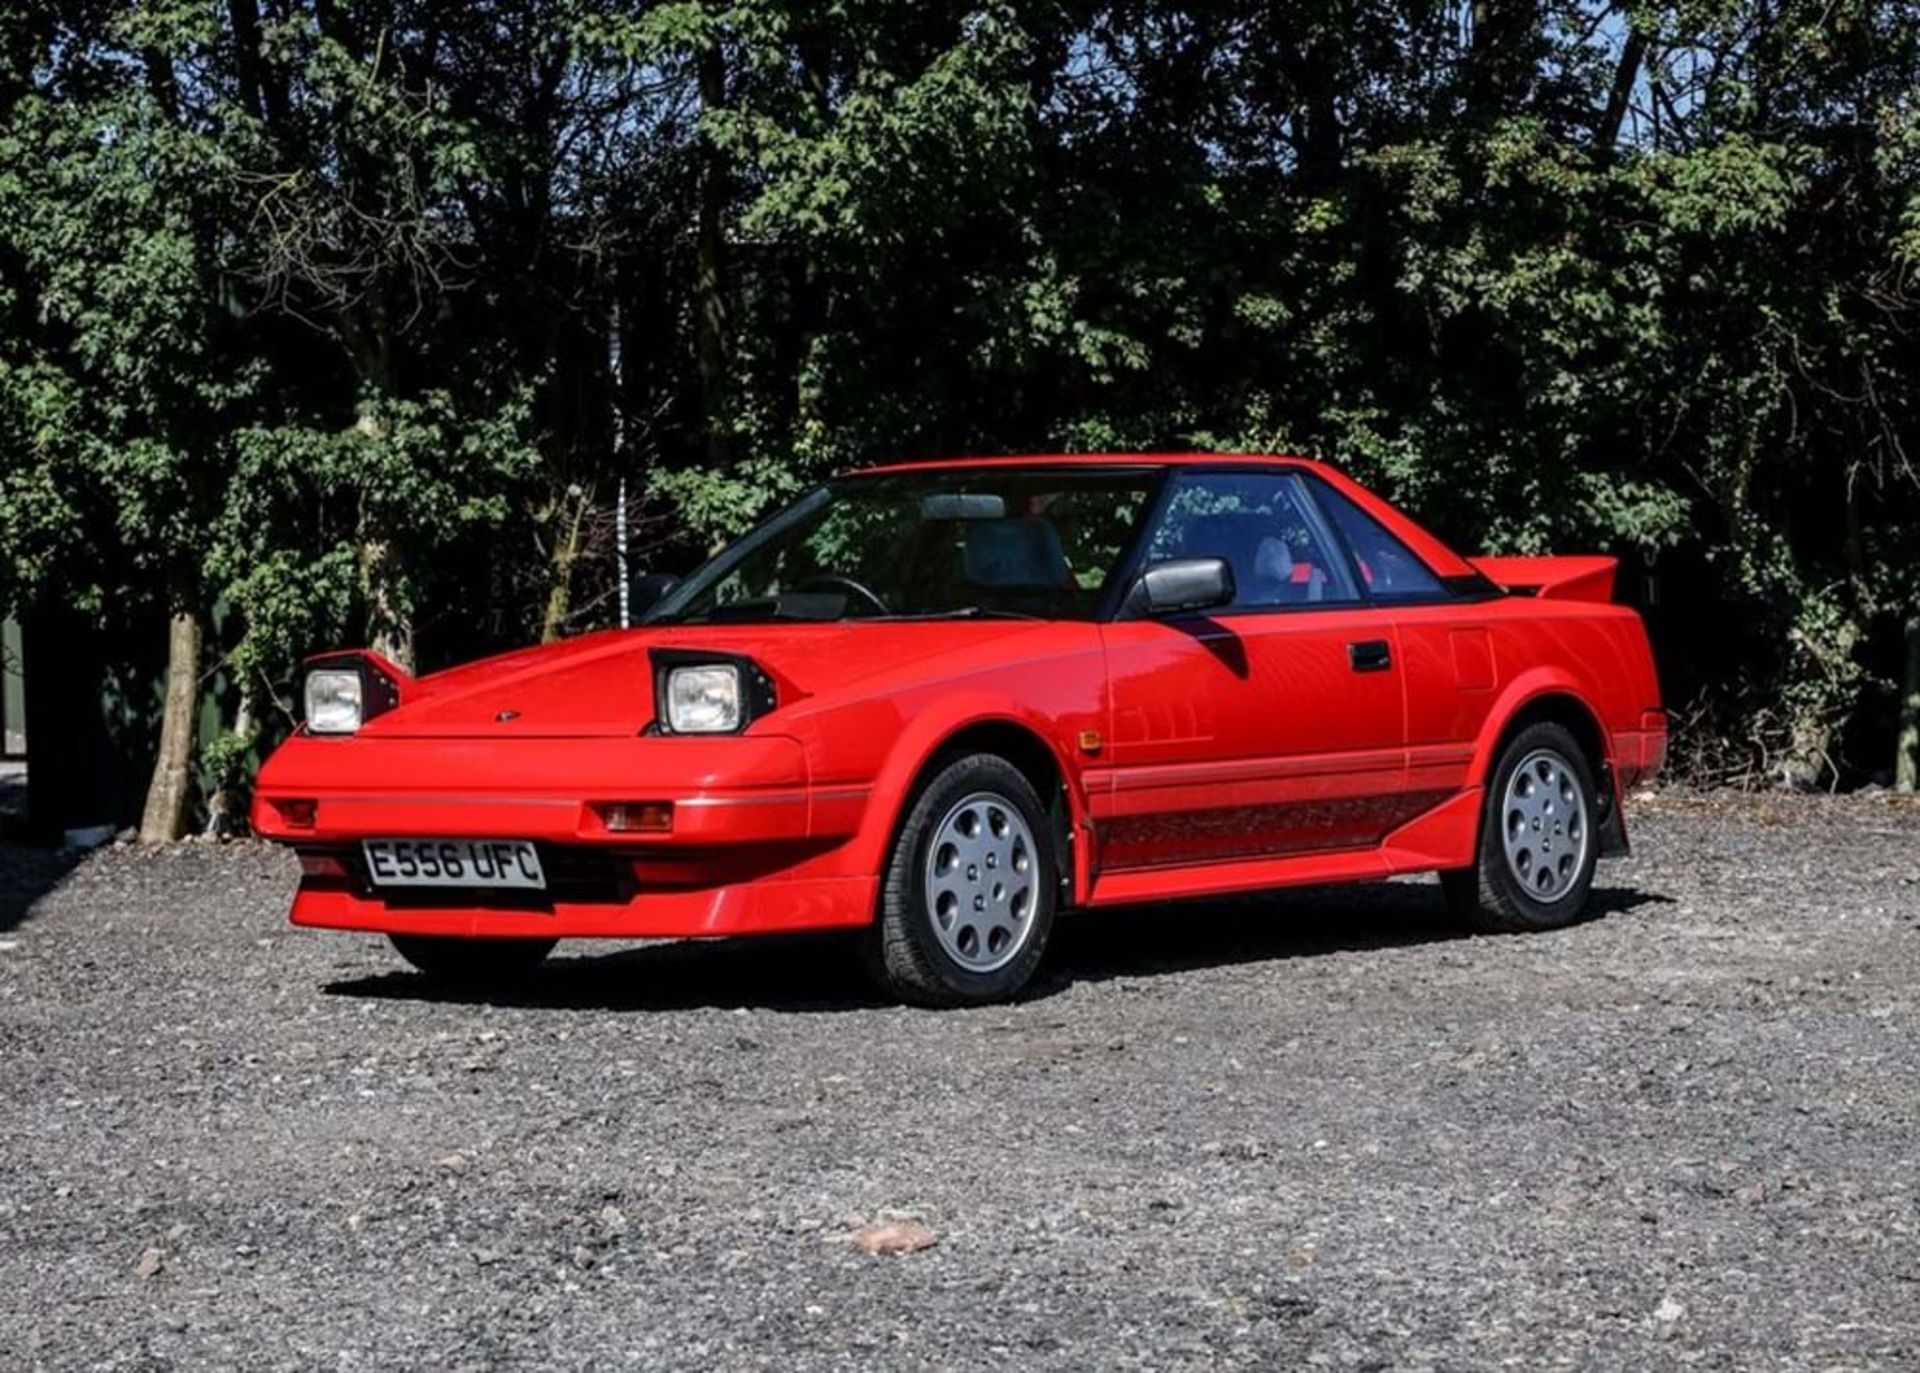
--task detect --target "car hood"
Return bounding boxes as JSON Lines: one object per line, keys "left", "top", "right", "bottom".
{"left": 361, "top": 621, "right": 1045, "bottom": 738}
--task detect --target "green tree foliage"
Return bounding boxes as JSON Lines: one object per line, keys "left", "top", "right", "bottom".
{"left": 2, "top": 0, "right": 1918, "bottom": 830}
{"left": 0, "top": 17, "right": 262, "bottom": 837}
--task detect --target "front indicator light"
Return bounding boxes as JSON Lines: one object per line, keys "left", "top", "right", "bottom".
{"left": 304, "top": 669, "right": 364, "bottom": 734}
{"left": 598, "top": 801, "right": 674, "bottom": 834}
{"left": 665, "top": 664, "right": 742, "bottom": 733}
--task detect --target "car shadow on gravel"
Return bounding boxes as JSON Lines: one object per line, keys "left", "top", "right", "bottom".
{"left": 329, "top": 928, "right": 890, "bottom": 1013}
{"left": 322, "top": 879, "right": 1668, "bottom": 1014}
{"left": 0, "top": 840, "right": 85, "bottom": 935}
{"left": 1046, "top": 881, "right": 1666, "bottom": 989}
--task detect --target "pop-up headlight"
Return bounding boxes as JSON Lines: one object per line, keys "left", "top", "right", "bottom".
{"left": 304, "top": 669, "right": 364, "bottom": 735}
{"left": 666, "top": 664, "right": 742, "bottom": 733}
{"left": 301, "top": 652, "right": 405, "bottom": 736}
{"left": 649, "top": 650, "right": 776, "bottom": 735}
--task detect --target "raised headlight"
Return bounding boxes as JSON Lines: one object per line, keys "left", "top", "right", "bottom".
{"left": 649, "top": 651, "right": 777, "bottom": 735}
{"left": 665, "top": 664, "right": 742, "bottom": 733}
{"left": 304, "top": 669, "right": 365, "bottom": 735}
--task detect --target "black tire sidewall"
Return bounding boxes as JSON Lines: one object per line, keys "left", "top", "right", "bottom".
{"left": 1481, "top": 723, "right": 1601, "bottom": 926}
{"left": 883, "top": 754, "right": 1057, "bottom": 1004}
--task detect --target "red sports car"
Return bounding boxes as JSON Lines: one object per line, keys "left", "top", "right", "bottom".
{"left": 253, "top": 455, "right": 1666, "bottom": 1005}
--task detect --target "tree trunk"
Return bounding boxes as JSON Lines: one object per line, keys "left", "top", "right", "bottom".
{"left": 1286, "top": 34, "right": 1343, "bottom": 193}
{"left": 1596, "top": 22, "right": 1648, "bottom": 155}
{"left": 540, "top": 565, "right": 573, "bottom": 644}
{"left": 360, "top": 533, "right": 412, "bottom": 670}
{"left": 353, "top": 410, "right": 414, "bottom": 670}
{"left": 202, "top": 693, "right": 256, "bottom": 838}
{"left": 1465, "top": 0, "right": 1541, "bottom": 116}
{"left": 540, "top": 489, "right": 590, "bottom": 643}
{"left": 138, "top": 575, "right": 203, "bottom": 844}
{"left": 1897, "top": 613, "right": 1920, "bottom": 793}
{"left": 693, "top": 37, "right": 732, "bottom": 471}
{"left": 1778, "top": 714, "right": 1832, "bottom": 793}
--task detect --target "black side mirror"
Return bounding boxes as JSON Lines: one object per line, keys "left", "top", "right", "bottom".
{"left": 1127, "top": 557, "right": 1235, "bottom": 617}
{"left": 628, "top": 572, "right": 680, "bottom": 620}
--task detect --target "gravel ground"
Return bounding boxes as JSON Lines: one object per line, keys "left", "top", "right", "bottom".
{"left": 1, "top": 792, "right": 1916, "bottom": 1370}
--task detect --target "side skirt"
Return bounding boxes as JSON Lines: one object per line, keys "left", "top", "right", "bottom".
{"left": 1084, "top": 786, "right": 1485, "bottom": 909}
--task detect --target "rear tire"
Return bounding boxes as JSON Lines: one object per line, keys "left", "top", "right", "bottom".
{"left": 388, "top": 934, "right": 556, "bottom": 986}
{"left": 865, "top": 753, "right": 1057, "bottom": 1007}
{"left": 1442, "top": 721, "right": 1600, "bottom": 933}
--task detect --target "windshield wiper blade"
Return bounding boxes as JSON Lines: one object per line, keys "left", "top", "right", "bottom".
{"left": 692, "top": 598, "right": 843, "bottom": 624}
{"left": 873, "top": 606, "right": 1044, "bottom": 622}
{"left": 958, "top": 606, "right": 1044, "bottom": 620}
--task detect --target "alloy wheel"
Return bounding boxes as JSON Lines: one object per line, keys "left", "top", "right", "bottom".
{"left": 1500, "top": 747, "right": 1590, "bottom": 903}
{"left": 923, "top": 790, "right": 1039, "bottom": 973}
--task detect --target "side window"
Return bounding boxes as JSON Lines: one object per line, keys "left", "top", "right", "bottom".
{"left": 1144, "top": 471, "right": 1358, "bottom": 608}
{"left": 1311, "top": 480, "right": 1448, "bottom": 602}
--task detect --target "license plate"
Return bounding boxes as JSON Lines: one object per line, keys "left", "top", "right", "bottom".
{"left": 362, "top": 839, "right": 546, "bottom": 890}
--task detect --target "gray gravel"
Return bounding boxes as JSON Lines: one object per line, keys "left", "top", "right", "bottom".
{"left": 1, "top": 792, "right": 1917, "bottom": 1370}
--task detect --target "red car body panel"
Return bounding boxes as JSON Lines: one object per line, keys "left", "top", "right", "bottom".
{"left": 252, "top": 454, "right": 1666, "bottom": 941}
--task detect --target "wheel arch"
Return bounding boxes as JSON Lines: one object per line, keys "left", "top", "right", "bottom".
{"left": 1471, "top": 676, "right": 1626, "bottom": 857}
{"left": 851, "top": 705, "right": 1087, "bottom": 906}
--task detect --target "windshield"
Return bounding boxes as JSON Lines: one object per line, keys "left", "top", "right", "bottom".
{"left": 647, "top": 468, "right": 1161, "bottom": 624}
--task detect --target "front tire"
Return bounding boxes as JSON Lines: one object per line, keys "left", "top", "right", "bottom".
{"left": 1442, "top": 721, "right": 1600, "bottom": 933}
{"left": 866, "top": 753, "right": 1058, "bottom": 1007}
{"left": 388, "top": 934, "right": 557, "bottom": 987}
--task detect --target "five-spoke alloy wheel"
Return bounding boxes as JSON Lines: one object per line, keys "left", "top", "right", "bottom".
{"left": 868, "top": 753, "right": 1058, "bottom": 1006}
{"left": 1442, "top": 721, "right": 1601, "bottom": 933}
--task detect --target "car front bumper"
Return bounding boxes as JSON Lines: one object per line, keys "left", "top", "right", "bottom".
{"left": 251, "top": 733, "right": 877, "bottom": 939}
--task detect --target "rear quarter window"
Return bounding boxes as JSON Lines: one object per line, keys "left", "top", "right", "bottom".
{"left": 1312, "top": 480, "right": 1449, "bottom": 602}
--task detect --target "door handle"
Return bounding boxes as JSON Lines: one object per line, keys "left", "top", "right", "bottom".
{"left": 1348, "top": 639, "right": 1392, "bottom": 673}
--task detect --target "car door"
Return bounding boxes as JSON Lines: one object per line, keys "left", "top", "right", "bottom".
{"left": 1304, "top": 474, "right": 1494, "bottom": 806}
{"left": 1094, "top": 467, "right": 1410, "bottom": 871}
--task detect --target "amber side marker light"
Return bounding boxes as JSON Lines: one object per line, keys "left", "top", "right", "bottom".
{"left": 597, "top": 801, "right": 674, "bottom": 834}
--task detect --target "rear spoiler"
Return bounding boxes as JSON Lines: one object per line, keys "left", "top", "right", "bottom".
{"left": 1468, "top": 555, "right": 1617, "bottom": 603}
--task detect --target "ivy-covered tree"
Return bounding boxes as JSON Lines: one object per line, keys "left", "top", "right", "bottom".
{"left": 4, "top": 0, "right": 1919, "bottom": 828}
{"left": 0, "top": 19, "right": 259, "bottom": 840}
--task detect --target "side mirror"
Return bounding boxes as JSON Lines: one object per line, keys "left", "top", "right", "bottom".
{"left": 1127, "top": 557, "right": 1235, "bottom": 617}
{"left": 627, "top": 572, "right": 680, "bottom": 620}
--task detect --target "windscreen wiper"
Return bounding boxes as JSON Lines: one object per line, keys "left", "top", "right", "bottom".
{"left": 695, "top": 594, "right": 845, "bottom": 624}
{"left": 872, "top": 606, "right": 1044, "bottom": 622}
